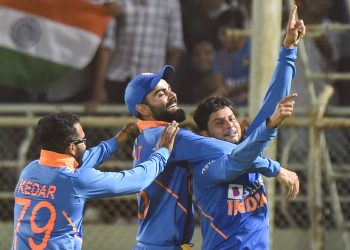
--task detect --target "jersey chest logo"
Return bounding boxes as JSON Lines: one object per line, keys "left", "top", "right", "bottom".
{"left": 227, "top": 184, "right": 243, "bottom": 200}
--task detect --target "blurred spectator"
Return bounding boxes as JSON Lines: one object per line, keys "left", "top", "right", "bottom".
{"left": 213, "top": 8, "right": 251, "bottom": 105}
{"left": 45, "top": 0, "right": 121, "bottom": 104}
{"left": 175, "top": 40, "right": 227, "bottom": 104}
{"left": 181, "top": 0, "right": 233, "bottom": 51}
{"left": 87, "top": 0, "right": 185, "bottom": 109}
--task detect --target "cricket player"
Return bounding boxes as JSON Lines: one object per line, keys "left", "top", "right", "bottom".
{"left": 124, "top": 6, "right": 304, "bottom": 249}
{"left": 190, "top": 7, "right": 306, "bottom": 248}
{"left": 12, "top": 113, "right": 179, "bottom": 250}
{"left": 192, "top": 95, "right": 299, "bottom": 249}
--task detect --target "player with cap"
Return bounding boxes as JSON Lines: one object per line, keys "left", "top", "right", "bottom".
{"left": 125, "top": 68, "right": 285, "bottom": 250}
{"left": 124, "top": 6, "right": 304, "bottom": 249}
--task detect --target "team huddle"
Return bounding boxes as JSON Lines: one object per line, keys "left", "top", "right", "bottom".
{"left": 12, "top": 6, "right": 305, "bottom": 250}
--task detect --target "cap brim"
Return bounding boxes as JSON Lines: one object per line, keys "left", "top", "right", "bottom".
{"left": 160, "top": 65, "right": 175, "bottom": 84}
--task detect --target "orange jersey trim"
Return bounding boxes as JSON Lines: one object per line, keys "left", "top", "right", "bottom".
{"left": 39, "top": 150, "right": 79, "bottom": 171}
{"left": 198, "top": 205, "right": 228, "bottom": 240}
{"left": 137, "top": 120, "right": 168, "bottom": 132}
{"left": 154, "top": 179, "right": 188, "bottom": 214}
{"left": 62, "top": 211, "right": 79, "bottom": 233}
{"left": 137, "top": 191, "right": 150, "bottom": 219}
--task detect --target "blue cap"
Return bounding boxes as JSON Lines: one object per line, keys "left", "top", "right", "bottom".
{"left": 124, "top": 65, "right": 175, "bottom": 116}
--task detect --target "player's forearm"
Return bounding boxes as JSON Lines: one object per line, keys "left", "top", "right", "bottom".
{"left": 248, "top": 157, "right": 281, "bottom": 177}
{"left": 127, "top": 147, "right": 170, "bottom": 191}
{"left": 82, "top": 138, "right": 118, "bottom": 169}
{"left": 80, "top": 148, "right": 170, "bottom": 198}
{"left": 229, "top": 122, "right": 277, "bottom": 168}
{"left": 247, "top": 46, "right": 297, "bottom": 136}
{"left": 109, "top": 148, "right": 170, "bottom": 195}
{"left": 204, "top": 152, "right": 280, "bottom": 183}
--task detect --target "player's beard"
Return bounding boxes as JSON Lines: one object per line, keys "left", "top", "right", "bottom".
{"left": 148, "top": 104, "right": 186, "bottom": 123}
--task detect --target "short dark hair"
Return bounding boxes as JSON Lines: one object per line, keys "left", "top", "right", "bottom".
{"left": 215, "top": 8, "right": 245, "bottom": 30}
{"left": 193, "top": 96, "right": 237, "bottom": 131}
{"left": 36, "top": 112, "right": 80, "bottom": 153}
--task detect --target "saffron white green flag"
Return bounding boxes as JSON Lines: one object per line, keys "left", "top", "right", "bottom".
{"left": 0, "top": 0, "right": 111, "bottom": 89}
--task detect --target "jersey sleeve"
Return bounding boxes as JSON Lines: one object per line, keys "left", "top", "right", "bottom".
{"left": 247, "top": 46, "right": 297, "bottom": 135}
{"left": 248, "top": 157, "right": 281, "bottom": 177}
{"left": 81, "top": 138, "right": 119, "bottom": 169}
{"left": 196, "top": 122, "right": 279, "bottom": 185}
{"left": 169, "top": 129, "right": 234, "bottom": 163}
{"left": 75, "top": 147, "right": 170, "bottom": 198}
{"left": 228, "top": 121, "right": 277, "bottom": 166}
{"left": 171, "top": 121, "right": 277, "bottom": 167}
{"left": 199, "top": 153, "right": 280, "bottom": 185}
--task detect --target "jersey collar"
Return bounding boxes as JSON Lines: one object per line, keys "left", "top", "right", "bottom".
{"left": 137, "top": 120, "right": 168, "bottom": 132}
{"left": 39, "top": 150, "right": 79, "bottom": 171}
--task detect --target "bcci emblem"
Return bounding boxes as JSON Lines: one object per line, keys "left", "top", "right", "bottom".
{"left": 11, "top": 17, "right": 42, "bottom": 49}
{"left": 228, "top": 184, "right": 243, "bottom": 200}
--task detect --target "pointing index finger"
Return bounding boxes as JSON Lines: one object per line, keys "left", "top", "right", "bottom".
{"left": 288, "top": 5, "right": 297, "bottom": 27}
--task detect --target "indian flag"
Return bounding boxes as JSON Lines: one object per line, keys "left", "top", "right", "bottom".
{"left": 0, "top": 0, "right": 111, "bottom": 89}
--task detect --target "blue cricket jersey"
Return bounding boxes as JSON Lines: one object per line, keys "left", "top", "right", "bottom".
{"left": 193, "top": 46, "right": 297, "bottom": 250}
{"left": 12, "top": 138, "right": 170, "bottom": 250}
{"left": 132, "top": 113, "right": 280, "bottom": 249}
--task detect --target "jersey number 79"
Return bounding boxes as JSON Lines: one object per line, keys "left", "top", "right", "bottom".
{"left": 13, "top": 197, "right": 56, "bottom": 250}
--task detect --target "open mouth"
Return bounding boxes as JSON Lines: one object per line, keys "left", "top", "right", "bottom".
{"left": 225, "top": 130, "right": 238, "bottom": 137}
{"left": 166, "top": 99, "right": 178, "bottom": 110}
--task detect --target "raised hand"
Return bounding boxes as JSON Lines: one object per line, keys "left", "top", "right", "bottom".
{"left": 283, "top": 5, "right": 306, "bottom": 48}
{"left": 267, "top": 93, "right": 297, "bottom": 128}
{"left": 156, "top": 121, "right": 179, "bottom": 153}
{"left": 277, "top": 167, "right": 300, "bottom": 200}
{"left": 116, "top": 122, "right": 139, "bottom": 146}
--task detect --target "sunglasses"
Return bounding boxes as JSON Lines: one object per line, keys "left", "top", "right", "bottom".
{"left": 69, "top": 138, "right": 87, "bottom": 145}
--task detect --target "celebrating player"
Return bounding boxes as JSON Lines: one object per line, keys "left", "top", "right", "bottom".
{"left": 123, "top": 5, "right": 304, "bottom": 249}
{"left": 193, "top": 95, "right": 299, "bottom": 249}
{"left": 12, "top": 112, "right": 179, "bottom": 250}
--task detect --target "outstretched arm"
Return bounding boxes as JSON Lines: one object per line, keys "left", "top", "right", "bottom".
{"left": 247, "top": 5, "right": 305, "bottom": 136}
{"left": 231, "top": 94, "right": 297, "bottom": 165}
{"left": 77, "top": 122, "right": 179, "bottom": 198}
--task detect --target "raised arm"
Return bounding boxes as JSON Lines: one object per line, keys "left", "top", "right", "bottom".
{"left": 247, "top": 6, "right": 305, "bottom": 135}
{"left": 231, "top": 94, "right": 296, "bottom": 164}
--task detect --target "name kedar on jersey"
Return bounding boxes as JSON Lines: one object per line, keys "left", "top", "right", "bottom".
{"left": 16, "top": 179, "right": 56, "bottom": 200}
{"left": 226, "top": 183, "right": 267, "bottom": 216}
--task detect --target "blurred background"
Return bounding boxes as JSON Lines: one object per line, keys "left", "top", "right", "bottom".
{"left": 1, "top": 0, "right": 350, "bottom": 249}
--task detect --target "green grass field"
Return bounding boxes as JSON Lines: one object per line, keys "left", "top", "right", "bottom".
{"left": 1, "top": 222, "right": 202, "bottom": 249}
{"left": 2, "top": 222, "right": 345, "bottom": 249}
